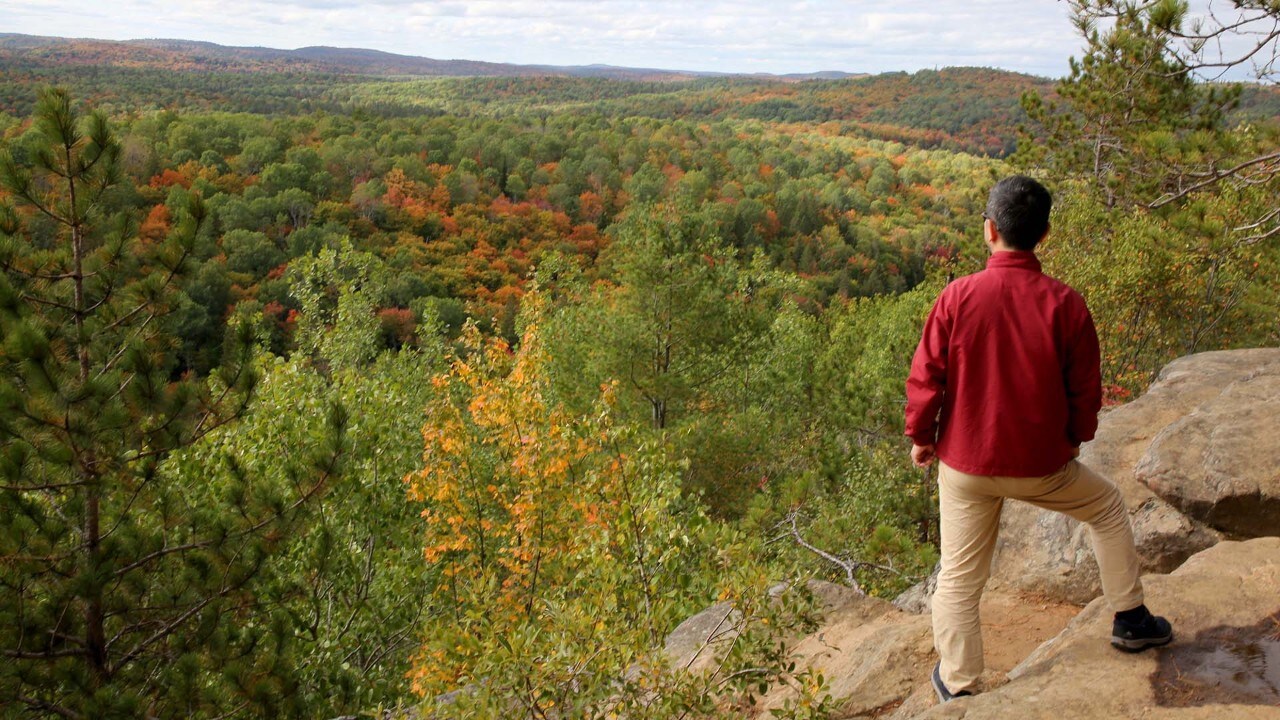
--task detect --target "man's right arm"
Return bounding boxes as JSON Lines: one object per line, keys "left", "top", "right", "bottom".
{"left": 905, "top": 293, "right": 950, "bottom": 450}
{"left": 1065, "top": 300, "right": 1102, "bottom": 447}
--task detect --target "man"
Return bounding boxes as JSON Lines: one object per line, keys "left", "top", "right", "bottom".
{"left": 905, "top": 176, "right": 1172, "bottom": 703}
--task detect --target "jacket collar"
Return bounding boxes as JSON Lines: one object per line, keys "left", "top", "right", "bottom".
{"left": 986, "top": 250, "right": 1042, "bottom": 273}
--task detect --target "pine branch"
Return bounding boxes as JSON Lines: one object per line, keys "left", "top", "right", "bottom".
{"left": 0, "top": 479, "right": 88, "bottom": 492}
{"left": 112, "top": 592, "right": 221, "bottom": 672}
{"left": 111, "top": 435, "right": 343, "bottom": 580}
{"left": 3, "top": 648, "right": 86, "bottom": 659}
{"left": 19, "top": 292, "right": 80, "bottom": 313}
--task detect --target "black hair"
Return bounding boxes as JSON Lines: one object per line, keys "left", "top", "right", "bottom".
{"left": 985, "top": 175, "right": 1052, "bottom": 251}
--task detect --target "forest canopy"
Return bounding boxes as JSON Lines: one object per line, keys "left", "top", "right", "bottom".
{"left": 0, "top": 3, "right": 1277, "bottom": 716}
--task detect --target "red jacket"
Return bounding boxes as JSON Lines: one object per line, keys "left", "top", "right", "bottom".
{"left": 905, "top": 251, "right": 1102, "bottom": 477}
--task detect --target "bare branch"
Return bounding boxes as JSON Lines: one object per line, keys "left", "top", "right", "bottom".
{"left": 787, "top": 511, "right": 864, "bottom": 594}
{"left": 16, "top": 694, "right": 82, "bottom": 720}
{"left": 1148, "top": 151, "right": 1280, "bottom": 208}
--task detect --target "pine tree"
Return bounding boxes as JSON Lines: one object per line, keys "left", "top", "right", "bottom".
{"left": 1057, "top": 0, "right": 1280, "bottom": 243}
{"left": 0, "top": 89, "right": 344, "bottom": 717}
{"left": 1015, "top": 0, "right": 1237, "bottom": 209}
{"left": 1014, "top": 1, "right": 1280, "bottom": 386}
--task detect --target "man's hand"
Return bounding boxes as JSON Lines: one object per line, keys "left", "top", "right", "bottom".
{"left": 911, "top": 443, "right": 936, "bottom": 468}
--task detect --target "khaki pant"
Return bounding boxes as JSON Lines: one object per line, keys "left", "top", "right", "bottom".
{"left": 932, "top": 460, "right": 1144, "bottom": 693}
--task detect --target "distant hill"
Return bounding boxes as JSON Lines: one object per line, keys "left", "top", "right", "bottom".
{"left": 0, "top": 33, "right": 1049, "bottom": 155}
{"left": 1, "top": 33, "right": 1270, "bottom": 159}
{"left": 0, "top": 33, "right": 856, "bottom": 82}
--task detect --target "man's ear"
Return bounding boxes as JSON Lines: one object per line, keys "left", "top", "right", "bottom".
{"left": 984, "top": 218, "right": 997, "bottom": 245}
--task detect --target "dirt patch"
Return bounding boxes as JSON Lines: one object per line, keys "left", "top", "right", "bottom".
{"left": 1153, "top": 610, "right": 1280, "bottom": 707}
{"left": 980, "top": 591, "right": 1081, "bottom": 676}
{"left": 916, "top": 590, "right": 1083, "bottom": 694}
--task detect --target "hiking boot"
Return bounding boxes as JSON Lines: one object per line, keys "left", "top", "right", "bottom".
{"left": 1111, "top": 609, "right": 1173, "bottom": 652}
{"left": 931, "top": 662, "right": 973, "bottom": 703}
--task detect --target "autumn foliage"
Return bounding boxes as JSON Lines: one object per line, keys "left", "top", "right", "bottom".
{"left": 402, "top": 304, "right": 829, "bottom": 715}
{"left": 404, "top": 309, "right": 654, "bottom": 699}
{"left": 2, "top": 14, "right": 1278, "bottom": 715}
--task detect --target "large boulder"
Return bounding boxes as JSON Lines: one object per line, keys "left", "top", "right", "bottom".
{"left": 911, "top": 537, "right": 1280, "bottom": 719}
{"left": 893, "top": 564, "right": 938, "bottom": 614}
{"left": 1135, "top": 355, "right": 1280, "bottom": 538}
{"left": 664, "top": 601, "right": 740, "bottom": 673}
{"left": 983, "top": 350, "right": 1280, "bottom": 603}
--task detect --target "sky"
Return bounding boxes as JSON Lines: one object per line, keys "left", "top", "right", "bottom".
{"left": 0, "top": 0, "right": 1093, "bottom": 77}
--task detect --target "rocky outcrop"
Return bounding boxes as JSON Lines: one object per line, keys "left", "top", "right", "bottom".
{"left": 749, "top": 589, "right": 1080, "bottom": 718}
{"left": 913, "top": 537, "right": 1280, "bottom": 719}
{"left": 664, "top": 580, "right": 864, "bottom": 673}
{"left": 984, "top": 350, "right": 1280, "bottom": 603}
{"left": 747, "top": 539, "right": 1280, "bottom": 719}
{"left": 660, "top": 350, "right": 1280, "bottom": 719}
{"left": 761, "top": 595, "right": 934, "bottom": 717}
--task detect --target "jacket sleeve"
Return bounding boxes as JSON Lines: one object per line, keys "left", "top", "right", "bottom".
{"left": 1064, "top": 302, "right": 1102, "bottom": 446}
{"left": 904, "top": 291, "right": 950, "bottom": 446}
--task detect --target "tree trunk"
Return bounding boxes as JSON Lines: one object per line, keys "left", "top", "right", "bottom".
{"left": 67, "top": 145, "right": 108, "bottom": 686}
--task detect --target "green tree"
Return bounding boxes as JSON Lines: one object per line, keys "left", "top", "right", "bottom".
{"left": 288, "top": 239, "right": 388, "bottom": 372}
{"left": 1067, "top": 0, "right": 1280, "bottom": 240}
{"left": 625, "top": 162, "right": 667, "bottom": 204}
{"left": 222, "top": 228, "right": 285, "bottom": 279}
{"left": 164, "top": 345, "right": 444, "bottom": 715}
{"left": 0, "top": 89, "right": 343, "bottom": 718}
{"left": 550, "top": 205, "right": 773, "bottom": 431}
{"left": 733, "top": 281, "right": 946, "bottom": 599}
{"left": 1040, "top": 183, "right": 1277, "bottom": 397}
{"left": 539, "top": 204, "right": 793, "bottom": 516}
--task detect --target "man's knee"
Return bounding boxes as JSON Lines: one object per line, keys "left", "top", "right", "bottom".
{"left": 1089, "top": 480, "right": 1130, "bottom": 529}
{"left": 934, "top": 570, "right": 987, "bottom": 607}
{"left": 1069, "top": 463, "right": 1131, "bottom": 525}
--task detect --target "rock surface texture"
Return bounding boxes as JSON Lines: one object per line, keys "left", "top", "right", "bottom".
{"left": 663, "top": 601, "right": 739, "bottom": 673}
{"left": 1135, "top": 351, "right": 1280, "bottom": 539}
{"left": 914, "top": 538, "right": 1280, "bottom": 719}
{"left": 762, "top": 595, "right": 935, "bottom": 717}
{"left": 985, "top": 350, "right": 1280, "bottom": 603}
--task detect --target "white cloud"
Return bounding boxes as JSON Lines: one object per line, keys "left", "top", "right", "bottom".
{"left": 0, "top": 0, "right": 1087, "bottom": 76}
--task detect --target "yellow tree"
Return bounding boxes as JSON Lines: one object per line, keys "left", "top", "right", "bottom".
{"left": 405, "top": 305, "right": 667, "bottom": 709}
{"left": 404, "top": 297, "right": 826, "bottom": 717}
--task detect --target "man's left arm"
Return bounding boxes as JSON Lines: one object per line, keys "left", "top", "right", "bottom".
{"left": 905, "top": 293, "right": 950, "bottom": 465}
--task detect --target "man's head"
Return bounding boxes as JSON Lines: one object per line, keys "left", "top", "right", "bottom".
{"left": 984, "top": 175, "right": 1052, "bottom": 251}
